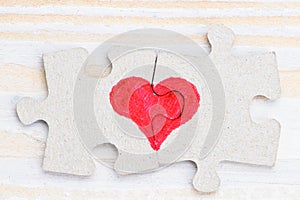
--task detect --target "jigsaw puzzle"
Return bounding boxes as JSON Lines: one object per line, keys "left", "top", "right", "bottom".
{"left": 17, "top": 25, "right": 281, "bottom": 192}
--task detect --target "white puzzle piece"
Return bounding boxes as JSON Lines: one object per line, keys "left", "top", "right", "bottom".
{"left": 17, "top": 48, "right": 95, "bottom": 175}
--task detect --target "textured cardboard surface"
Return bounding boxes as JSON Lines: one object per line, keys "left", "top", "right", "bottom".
{"left": 96, "top": 25, "right": 281, "bottom": 192}
{"left": 17, "top": 48, "right": 95, "bottom": 175}
{"left": 179, "top": 25, "right": 281, "bottom": 192}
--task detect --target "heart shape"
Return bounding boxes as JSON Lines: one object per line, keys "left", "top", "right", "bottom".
{"left": 110, "top": 76, "right": 200, "bottom": 150}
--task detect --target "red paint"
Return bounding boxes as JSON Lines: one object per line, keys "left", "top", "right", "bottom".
{"left": 110, "top": 76, "right": 200, "bottom": 151}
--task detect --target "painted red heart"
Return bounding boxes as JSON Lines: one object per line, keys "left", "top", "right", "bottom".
{"left": 110, "top": 76, "right": 200, "bottom": 151}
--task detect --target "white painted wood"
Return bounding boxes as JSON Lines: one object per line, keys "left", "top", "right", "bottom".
{"left": 0, "top": 24, "right": 299, "bottom": 38}
{"left": 0, "top": 6, "right": 299, "bottom": 17}
{"left": 0, "top": 158, "right": 300, "bottom": 189}
{"left": 0, "top": 41, "right": 299, "bottom": 70}
{"left": 0, "top": 0, "right": 299, "bottom": 198}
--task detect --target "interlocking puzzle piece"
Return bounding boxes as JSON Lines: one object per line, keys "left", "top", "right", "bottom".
{"left": 97, "top": 25, "right": 281, "bottom": 192}
{"left": 181, "top": 26, "right": 281, "bottom": 192}
{"left": 95, "top": 48, "right": 211, "bottom": 173}
{"left": 17, "top": 48, "right": 95, "bottom": 175}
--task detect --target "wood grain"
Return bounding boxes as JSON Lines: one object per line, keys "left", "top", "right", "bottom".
{"left": 0, "top": 132, "right": 44, "bottom": 158}
{"left": 0, "top": 64, "right": 298, "bottom": 97}
{"left": 0, "top": 0, "right": 299, "bottom": 9}
{"left": 1, "top": 15, "right": 299, "bottom": 26}
{"left": 0, "top": 184, "right": 299, "bottom": 199}
{"left": 0, "top": 64, "right": 46, "bottom": 93}
{"left": 0, "top": 32, "right": 298, "bottom": 47}
{"left": 279, "top": 71, "right": 300, "bottom": 98}
{"left": 0, "top": 0, "right": 299, "bottom": 198}
{"left": 0, "top": 158, "right": 300, "bottom": 199}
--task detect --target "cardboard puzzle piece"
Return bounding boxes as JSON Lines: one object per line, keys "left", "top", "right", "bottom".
{"left": 17, "top": 48, "right": 95, "bottom": 175}
{"left": 182, "top": 26, "right": 281, "bottom": 192}
{"left": 16, "top": 25, "right": 281, "bottom": 193}
{"left": 99, "top": 25, "right": 281, "bottom": 192}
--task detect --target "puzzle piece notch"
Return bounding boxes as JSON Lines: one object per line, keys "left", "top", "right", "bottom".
{"left": 17, "top": 48, "right": 95, "bottom": 176}
{"left": 188, "top": 25, "right": 281, "bottom": 192}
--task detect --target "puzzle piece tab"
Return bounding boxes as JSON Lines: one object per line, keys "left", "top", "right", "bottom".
{"left": 17, "top": 48, "right": 95, "bottom": 175}
{"left": 179, "top": 25, "right": 281, "bottom": 192}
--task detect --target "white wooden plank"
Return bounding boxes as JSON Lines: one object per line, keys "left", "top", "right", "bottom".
{"left": 0, "top": 93, "right": 47, "bottom": 140}
{"left": 0, "top": 6, "right": 299, "bottom": 17}
{"left": 0, "top": 41, "right": 98, "bottom": 67}
{"left": 0, "top": 183, "right": 299, "bottom": 200}
{"left": 4, "top": 0, "right": 299, "bottom": 3}
{"left": 0, "top": 0, "right": 298, "bottom": 197}
{"left": 0, "top": 158, "right": 299, "bottom": 189}
{"left": 0, "top": 41, "right": 298, "bottom": 70}
{"left": 0, "top": 24, "right": 298, "bottom": 38}
{"left": 0, "top": 0, "right": 299, "bottom": 5}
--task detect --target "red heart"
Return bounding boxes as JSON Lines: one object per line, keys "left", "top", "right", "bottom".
{"left": 110, "top": 76, "right": 200, "bottom": 151}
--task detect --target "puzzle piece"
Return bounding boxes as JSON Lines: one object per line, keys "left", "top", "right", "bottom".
{"left": 179, "top": 25, "right": 281, "bottom": 192}
{"left": 94, "top": 48, "right": 210, "bottom": 174}
{"left": 94, "top": 25, "right": 281, "bottom": 192}
{"left": 17, "top": 48, "right": 95, "bottom": 175}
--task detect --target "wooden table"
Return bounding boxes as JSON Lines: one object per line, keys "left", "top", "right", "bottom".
{"left": 0, "top": 0, "right": 299, "bottom": 199}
